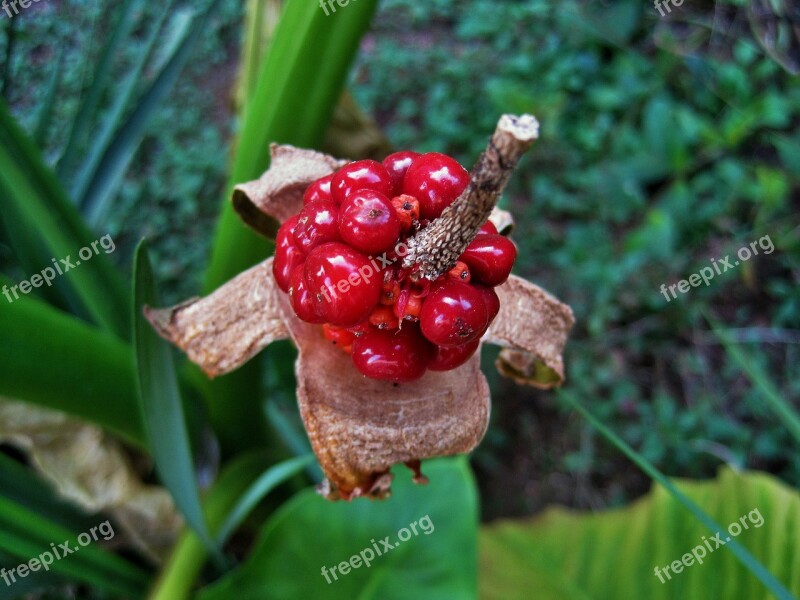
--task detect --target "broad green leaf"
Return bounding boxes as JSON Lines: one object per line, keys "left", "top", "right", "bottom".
{"left": 0, "top": 495, "right": 148, "bottom": 597}
{"left": 0, "top": 100, "right": 129, "bottom": 339}
{"left": 480, "top": 468, "right": 800, "bottom": 600}
{"left": 197, "top": 457, "right": 478, "bottom": 600}
{"left": 557, "top": 389, "right": 796, "bottom": 600}
{"left": 0, "top": 275, "right": 144, "bottom": 446}
{"left": 78, "top": 0, "right": 225, "bottom": 224}
{"left": 132, "top": 241, "right": 220, "bottom": 562}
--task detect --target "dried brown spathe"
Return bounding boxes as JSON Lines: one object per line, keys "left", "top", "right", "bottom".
{"left": 146, "top": 135, "right": 574, "bottom": 500}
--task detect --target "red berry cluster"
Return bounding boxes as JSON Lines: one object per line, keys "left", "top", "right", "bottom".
{"left": 273, "top": 151, "right": 517, "bottom": 382}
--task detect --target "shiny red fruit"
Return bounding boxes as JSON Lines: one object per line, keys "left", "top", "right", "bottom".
{"left": 351, "top": 325, "right": 435, "bottom": 382}
{"left": 474, "top": 285, "right": 500, "bottom": 322}
{"left": 419, "top": 281, "right": 488, "bottom": 347}
{"left": 289, "top": 265, "right": 325, "bottom": 324}
{"left": 428, "top": 339, "right": 480, "bottom": 371}
{"left": 338, "top": 190, "right": 401, "bottom": 255}
{"left": 293, "top": 200, "right": 340, "bottom": 254}
{"left": 303, "top": 174, "right": 334, "bottom": 205}
{"left": 459, "top": 234, "right": 517, "bottom": 286}
{"left": 477, "top": 221, "right": 498, "bottom": 235}
{"left": 382, "top": 151, "right": 420, "bottom": 195}
{"left": 304, "top": 242, "right": 382, "bottom": 327}
{"left": 331, "top": 160, "right": 394, "bottom": 205}
{"left": 402, "top": 152, "right": 470, "bottom": 220}
{"left": 273, "top": 215, "right": 304, "bottom": 292}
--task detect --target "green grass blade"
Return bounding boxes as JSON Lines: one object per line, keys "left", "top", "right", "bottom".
{"left": 557, "top": 389, "right": 796, "bottom": 600}
{"left": 703, "top": 311, "right": 800, "bottom": 445}
{"left": 0, "top": 100, "right": 129, "bottom": 339}
{"left": 204, "top": 0, "right": 379, "bottom": 291}
{"left": 56, "top": 0, "right": 142, "bottom": 178}
{"left": 33, "top": 48, "right": 65, "bottom": 148}
{"left": 79, "top": 0, "right": 224, "bottom": 224}
{"left": 132, "top": 240, "right": 221, "bottom": 563}
{"left": 0, "top": 496, "right": 148, "bottom": 597}
{"left": 0, "top": 275, "right": 144, "bottom": 446}
{"left": 214, "top": 454, "right": 314, "bottom": 545}
{"left": 70, "top": 1, "right": 174, "bottom": 207}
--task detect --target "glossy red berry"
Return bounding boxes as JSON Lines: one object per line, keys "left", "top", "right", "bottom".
{"left": 419, "top": 280, "right": 488, "bottom": 347}
{"left": 368, "top": 305, "right": 399, "bottom": 330}
{"left": 338, "top": 190, "right": 401, "bottom": 255}
{"left": 382, "top": 151, "right": 420, "bottom": 195}
{"left": 293, "top": 199, "right": 340, "bottom": 254}
{"left": 322, "top": 324, "right": 356, "bottom": 353}
{"left": 477, "top": 221, "right": 498, "bottom": 235}
{"left": 304, "top": 242, "right": 381, "bottom": 327}
{"left": 273, "top": 215, "right": 304, "bottom": 292}
{"left": 351, "top": 325, "right": 435, "bottom": 382}
{"left": 402, "top": 152, "right": 470, "bottom": 220}
{"left": 331, "top": 160, "right": 394, "bottom": 205}
{"left": 428, "top": 339, "right": 481, "bottom": 371}
{"left": 289, "top": 266, "right": 325, "bottom": 324}
{"left": 303, "top": 174, "right": 334, "bottom": 205}
{"left": 459, "top": 234, "right": 517, "bottom": 286}
{"left": 447, "top": 261, "right": 471, "bottom": 283}
{"left": 474, "top": 285, "right": 500, "bottom": 322}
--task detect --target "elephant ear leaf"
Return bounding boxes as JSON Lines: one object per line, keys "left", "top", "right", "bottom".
{"left": 480, "top": 467, "right": 800, "bottom": 600}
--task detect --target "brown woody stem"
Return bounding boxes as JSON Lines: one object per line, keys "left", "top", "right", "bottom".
{"left": 402, "top": 114, "right": 539, "bottom": 279}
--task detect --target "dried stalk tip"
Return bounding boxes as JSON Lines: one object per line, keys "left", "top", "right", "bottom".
{"left": 402, "top": 113, "right": 539, "bottom": 279}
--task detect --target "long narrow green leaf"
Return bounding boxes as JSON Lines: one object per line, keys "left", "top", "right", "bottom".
{"left": 0, "top": 275, "right": 144, "bottom": 446}
{"left": 56, "top": 0, "right": 142, "bottom": 178}
{"left": 0, "top": 100, "right": 129, "bottom": 338}
{"left": 214, "top": 454, "right": 315, "bottom": 545}
{"left": 557, "top": 389, "right": 795, "bottom": 600}
{"left": 0, "top": 495, "right": 148, "bottom": 597}
{"left": 79, "top": 0, "right": 224, "bottom": 222}
{"left": 703, "top": 311, "right": 800, "bottom": 445}
{"left": 70, "top": 0, "right": 174, "bottom": 208}
{"left": 204, "top": 0, "right": 379, "bottom": 291}
{"left": 33, "top": 49, "right": 65, "bottom": 148}
{"left": 132, "top": 241, "right": 221, "bottom": 563}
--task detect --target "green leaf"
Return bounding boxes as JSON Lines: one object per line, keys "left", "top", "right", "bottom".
{"left": 480, "top": 468, "right": 800, "bottom": 600}
{"left": 556, "top": 389, "right": 796, "bottom": 600}
{"left": 0, "top": 495, "right": 148, "bottom": 597}
{"left": 78, "top": 0, "right": 225, "bottom": 224}
{"left": 703, "top": 311, "right": 800, "bottom": 446}
{"left": 69, "top": 0, "right": 174, "bottom": 211}
{"left": 0, "top": 100, "right": 130, "bottom": 339}
{"left": 215, "top": 454, "right": 315, "bottom": 545}
{"left": 56, "top": 0, "right": 142, "bottom": 178}
{"left": 0, "top": 275, "right": 144, "bottom": 446}
{"left": 197, "top": 457, "right": 478, "bottom": 600}
{"left": 204, "top": 0, "right": 379, "bottom": 291}
{"left": 132, "top": 240, "right": 220, "bottom": 562}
